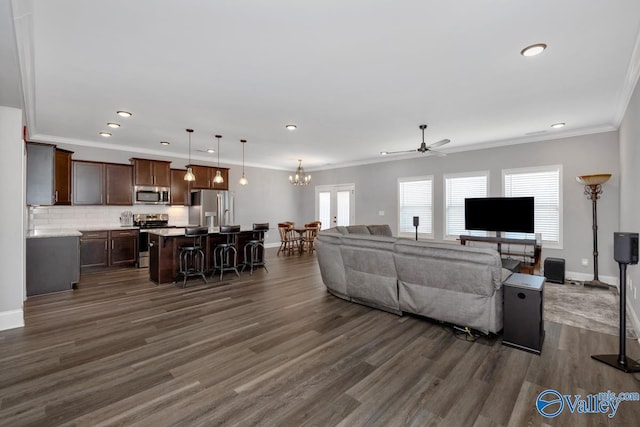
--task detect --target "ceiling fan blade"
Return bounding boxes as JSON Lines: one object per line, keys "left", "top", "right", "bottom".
{"left": 381, "top": 149, "right": 418, "bottom": 155}
{"left": 427, "top": 138, "right": 450, "bottom": 149}
{"left": 426, "top": 148, "right": 447, "bottom": 157}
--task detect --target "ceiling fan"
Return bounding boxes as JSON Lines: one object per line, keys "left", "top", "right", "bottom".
{"left": 381, "top": 124, "right": 450, "bottom": 156}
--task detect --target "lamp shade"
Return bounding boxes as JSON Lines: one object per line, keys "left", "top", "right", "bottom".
{"left": 576, "top": 174, "right": 611, "bottom": 186}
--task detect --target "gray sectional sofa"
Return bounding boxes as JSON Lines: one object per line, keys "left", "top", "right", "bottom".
{"left": 314, "top": 225, "right": 510, "bottom": 334}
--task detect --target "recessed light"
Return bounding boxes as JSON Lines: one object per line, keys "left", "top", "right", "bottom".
{"left": 99, "top": 132, "right": 112, "bottom": 137}
{"left": 520, "top": 43, "right": 547, "bottom": 57}
{"left": 551, "top": 122, "right": 566, "bottom": 129}
{"left": 160, "top": 141, "right": 170, "bottom": 145}
{"left": 116, "top": 110, "right": 132, "bottom": 117}
{"left": 380, "top": 151, "right": 388, "bottom": 155}
{"left": 285, "top": 124, "right": 297, "bottom": 130}
{"left": 107, "top": 122, "right": 120, "bottom": 128}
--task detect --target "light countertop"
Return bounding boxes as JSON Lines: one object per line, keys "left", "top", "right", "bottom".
{"left": 27, "top": 225, "right": 139, "bottom": 239}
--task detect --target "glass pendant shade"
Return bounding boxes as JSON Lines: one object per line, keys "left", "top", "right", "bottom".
{"left": 184, "top": 167, "right": 195, "bottom": 182}
{"left": 184, "top": 129, "right": 196, "bottom": 181}
{"left": 239, "top": 139, "right": 248, "bottom": 185}
{"left": 214, "top": 134, "right": 224, "bottom": 184}
{"left": 289, "top": 160, "right": 311, "bottom": 186}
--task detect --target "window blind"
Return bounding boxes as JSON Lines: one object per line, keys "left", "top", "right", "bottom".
{"left": 504, "top": 167, "right": 561, "bottom": 245}
{"left": 399, "top": 178, "right": 433, "bottom": 236}
{"left": 445, "top": 174, "right": 488, "bottom": 238}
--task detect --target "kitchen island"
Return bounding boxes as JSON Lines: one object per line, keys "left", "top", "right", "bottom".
{"left": 148, "top": 228, "right": 263, "bottom": 284}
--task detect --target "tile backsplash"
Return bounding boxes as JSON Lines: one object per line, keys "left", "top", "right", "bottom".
{"left": 29, "top": 205, "right": 189, "bottom": 230}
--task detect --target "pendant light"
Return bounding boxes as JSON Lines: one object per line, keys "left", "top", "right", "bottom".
{"left": 213, "top": 134, "right": 224, "bottom": 184}
{"left": 289, "top": 159, "right": 311, "bottom": 185}
{"left": 239, "top": 139, "right": 248, "bottom": 186}
{"left": 184, "top": 129, "right": 196, "bottom": 181}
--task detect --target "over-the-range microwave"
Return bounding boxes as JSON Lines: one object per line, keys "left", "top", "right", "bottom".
{"left": 133, "top": 186, "right": 170, "bottom": 205}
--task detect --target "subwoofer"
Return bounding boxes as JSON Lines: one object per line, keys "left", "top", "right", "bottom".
{"left": 614, "top": 232, "right": 639, "bottom": 264}
{"left": 544, "top": 257, "right": 565, "bottom": 284}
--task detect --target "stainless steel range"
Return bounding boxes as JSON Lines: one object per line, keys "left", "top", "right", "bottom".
{"left": 134, "top": 213, "right": 170, "bottom": 268}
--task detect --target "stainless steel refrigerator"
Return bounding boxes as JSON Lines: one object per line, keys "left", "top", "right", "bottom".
{"left": 188, "top": 190, "right": 234, "bottom": 229}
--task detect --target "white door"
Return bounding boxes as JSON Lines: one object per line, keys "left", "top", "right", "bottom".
{"left": 316, "top": 184, "right": 355, "bottom": 230}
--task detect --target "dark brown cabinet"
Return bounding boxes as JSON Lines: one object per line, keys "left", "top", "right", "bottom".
{"left": 105, "top": 164, "right": 133, "bottom": 205}
{"left": 80, "top": 231, "right": 109, "bottom": 270}
{"left": 188, "top": 165, "right": 229, "bottom": 190}
{"left": 73, "top": 161, "right": 133, "bottom": 206}
{"left": 54, "top": 149, "right": 73, "bottom": 205}
{"left": 170, "top": 168, "right": 192, "bottom": 206}
{"left": 131, "top": 158, "right": 171, "bottom": 187}
{"left": 80, "top": 229, "right": 138, "bottom": 271}
{"left": 73, "top": 161, "right": 104, "bottom": 205}
{"left": 110, "top": 229, "right": 138, "bottom": 266}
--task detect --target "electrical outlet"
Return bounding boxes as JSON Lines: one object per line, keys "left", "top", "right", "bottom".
{"left": 378, "top": 210, "right": 385, "bottom": 216}
{"left": 581, "top": 258, "right": 589, "bottom": 267}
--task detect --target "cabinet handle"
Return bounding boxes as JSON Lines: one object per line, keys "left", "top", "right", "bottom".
{"left": 54, "top": 190, "right": 58, "bottom": 202}
{"left": 104, "top": 241, "right": 107, "bottom": 251}
{"left": 111, "top": 240, "right": 114, "bottom": 250}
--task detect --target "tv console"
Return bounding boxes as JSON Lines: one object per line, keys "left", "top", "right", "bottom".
{"left": 459, "top": 235, "right": 541, "bottom": 274}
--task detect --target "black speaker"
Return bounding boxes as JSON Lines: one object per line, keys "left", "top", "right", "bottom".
{"left": 413, "top": 216, "right": 419, "bottom": 227}
{"left": 544, "top": 258, "right": 565, "bottom": 284}
{"left": 614, "top": 232, "right": 639, "bottom": 264}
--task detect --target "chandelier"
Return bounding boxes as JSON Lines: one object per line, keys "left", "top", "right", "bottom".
{"left": 289, "top": 159, "right": 311, "bottom": 186}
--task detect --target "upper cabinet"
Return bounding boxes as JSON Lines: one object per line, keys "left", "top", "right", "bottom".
{"left": 26, "top": 142, "right": 56, "bottom": 205}
{"left": 188, "top": 165, "right": 229, "bottom": 191}
{"left": 105, "top": 163, "right": 133, "bottom": 205}
{"left": 170, "top": 169, "right": 192, "bottom": 206}
{"left": 73, "top": 161, "right": 104, "bottom": 205}
{"left": 54, "top": 148, "right": 73, "bottom": 205}
{"left": 73, "top": 161, "right": 132, "bottom": 206}
{"left": 131, "top": 158, "right": 171, "bottom": 187}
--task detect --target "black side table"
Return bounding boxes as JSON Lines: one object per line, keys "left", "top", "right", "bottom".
{"left": 502, "top": 273, "right": 545, "bottom": 354}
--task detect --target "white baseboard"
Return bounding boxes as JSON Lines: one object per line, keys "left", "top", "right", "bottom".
{"left": 564, "top": 271, "right": 618, "bottom": 289}
{"left": 0, "top": 309, "right": 24, "bottom": 331}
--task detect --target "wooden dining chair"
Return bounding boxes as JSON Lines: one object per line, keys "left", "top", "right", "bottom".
{"left": 301, "top": 223, "right": 320, "bottom": 254}
{"left": 277, "top": 222, "right": 299, "bottom": 255}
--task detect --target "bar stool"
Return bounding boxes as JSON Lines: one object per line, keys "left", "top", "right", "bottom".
{"left": 242, "top": 223, "right": 269, "bottom": 274}
{"left": 177, "top": 226, "right": 208, "bottom": 287}
{"left": 213, "top": 225, "right": 241, "bottom": 281}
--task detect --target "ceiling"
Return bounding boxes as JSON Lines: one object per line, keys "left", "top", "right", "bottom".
{"left": 5, "top": 0, "right": 640, "bottom": 171}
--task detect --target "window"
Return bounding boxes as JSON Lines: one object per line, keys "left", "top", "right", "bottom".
{"left": 398, "top": 176, "right": 433, "bottom": 238}
{"left": 444, "top": 172, "right": 489, "bottom": 240}
{"left": 503, "top": 165, "right": 562, "bottom": 248}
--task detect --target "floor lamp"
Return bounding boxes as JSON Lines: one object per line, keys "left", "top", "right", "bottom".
{"left": 576, "top": 174, "right": 612, "bottom": 288}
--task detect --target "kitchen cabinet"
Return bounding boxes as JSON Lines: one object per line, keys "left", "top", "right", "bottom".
{"left": 80, "top": 229, "right": 138, "bottom": 271}
{"left": 110, "top": 229, "right": 138, "bottom": 267}
{"left": 188, "top": 165, "right": 229, "bottom": 190}
{"left": 54, "top": 148, "right": 73, "bottom": 205}
{"left": 27, "top": 236, "right": 80, "bottom": 296}
{"left": 131, "top": 158, "right": 171, "bottom": 187}
{"left": 26, "top": 142, "right": 55, "bottom": 205}
{"left": 73, "top": 161, "right": 104, "bottom": 205}
{"left": 170, "top": 168, "right": 192, "bottom": 206}
{"left": 80, "top": 230, "right": 109, "bottom": 270}
{"left": 105, "top": 163, "right": 133, "bottom": 205}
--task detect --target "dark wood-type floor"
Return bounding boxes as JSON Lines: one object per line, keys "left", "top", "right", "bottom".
{"left": 2, "top": 249, "right": 640, "bottom": 426}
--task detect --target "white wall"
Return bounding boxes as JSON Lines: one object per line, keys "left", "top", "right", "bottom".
{"left": 619, "top": 76, "right": 640, "bottom": 332}
{"left": 0, "top": 106, "right": 25, "bottom": 330}
{"left": 303, "top": 131, "right": 620, "bottom": 281}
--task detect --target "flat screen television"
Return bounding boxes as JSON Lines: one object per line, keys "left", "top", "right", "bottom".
{"left": 464, "top": 197, "right": 534, "bottom": 233}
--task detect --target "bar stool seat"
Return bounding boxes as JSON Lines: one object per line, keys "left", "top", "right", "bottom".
{"left": 242, "top": 223, "right": 269, "bottom": 274}
{"left": 212, "top": 225, "right": 241, "bottom": 281}
{"left": 177, "top": 226, "right": 209, "bottom": 287}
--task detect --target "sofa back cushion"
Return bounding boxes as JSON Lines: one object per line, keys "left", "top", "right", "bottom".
{"left": 339, "top": 234, "right": 399, "bottom": 311}
{"left": 345, "top": 225, "right": 371, "bottom": 235}
{"left": 393, "top": 240, "right": 502, "bottom": 297}
{"left": 366, "top": 224, "right": 393, "bottom": 237}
